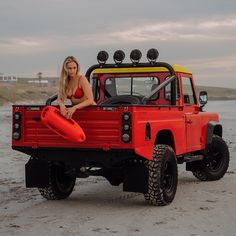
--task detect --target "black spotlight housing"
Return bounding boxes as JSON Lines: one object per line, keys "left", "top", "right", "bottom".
{"left": 147, "top": 48, "right": 159, "bottom": 63}
{"left": 113, "top": 50, "right": 125, "bottom": 64}
{"left": 130, "top": 49, "right": 142, "bottom": 64}
{"left": 97, "top": 50, "right": 109, "bottom": 65}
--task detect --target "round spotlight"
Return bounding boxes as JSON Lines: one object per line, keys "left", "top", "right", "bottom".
{"left": 147, "top": 48, "right": 159, "bottom": 63}
{"left": 113, "top": 50, "right": 125, "bottom": 64}
{"left": 130, "top": 49, "right": 142, "bottom": 64}
{"left": 97, "top": 50, "right": 109, "bottom": 65}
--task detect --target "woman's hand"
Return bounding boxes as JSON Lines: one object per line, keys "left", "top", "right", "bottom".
{"left": 65, "top": 106, "right": 77, "bottom": 119}
{"left": 60, "top": 106, "right": 68, "bottom": 117}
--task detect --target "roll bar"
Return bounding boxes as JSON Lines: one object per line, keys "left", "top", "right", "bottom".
{"left": 46, "top": 62, "right": 177, "bottom": 105}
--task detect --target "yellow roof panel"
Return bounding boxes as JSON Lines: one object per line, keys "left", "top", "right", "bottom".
{"left": 93, "top": 64, "right": 192, "bottom": 74}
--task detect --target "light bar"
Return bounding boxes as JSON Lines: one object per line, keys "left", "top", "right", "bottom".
{"left": 130, "top": 49, "right": 142, "bottom": 64}
{"left": 97, "top": 50, "right": 109, "bottom": 65}
{"left": 147, "top": 48, "right": 159, "bottom": 63}
{"left": 113, "top": 50, "right": 125, "bottom": 64}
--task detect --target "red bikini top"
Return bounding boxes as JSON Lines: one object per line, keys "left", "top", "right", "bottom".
{"left": 73, "top": 86, "right": 84, "bottom": 99}
{"left": 67, "top": 76, "right": 84, "bottom": 99}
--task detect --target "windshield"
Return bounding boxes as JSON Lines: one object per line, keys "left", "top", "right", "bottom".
{"left": 104, "top": 76, "right": 159, "bottom": 99}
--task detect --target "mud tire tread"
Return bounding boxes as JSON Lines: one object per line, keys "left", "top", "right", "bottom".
{"left": 144, "top": 144, "right": 178, "bottom": 206}
{"left": 38, "top": 162, "right": 76, "bottom": 200}
{"left": 192, "top": 135, "right": 229, "bottom": 181}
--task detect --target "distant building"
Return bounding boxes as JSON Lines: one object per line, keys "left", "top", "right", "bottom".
{"left": 18, "top": 77, "right": 59, "bottom": 86}
{"left": 0, "top": 73, "right": 58, "bottom": 86}
{"left": 0, "top": 75, "right": 18, "bottom": 83}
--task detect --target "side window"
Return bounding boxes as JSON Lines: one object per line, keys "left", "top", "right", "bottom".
{"left": 92, "top": 78, "right": 100, "bottom": 101}
{"left": 105, "top": 78, "right": 117, "bottom": 98}
{"left": 182, "top": 77, "right": 196, "bottom": 104}
{"left": 165, "top": 77, "right": 180, "bottom": 101}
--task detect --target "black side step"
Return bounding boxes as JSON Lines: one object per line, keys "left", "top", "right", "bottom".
{"left": 184, "top": 155, "right": 204, "bottom": 163}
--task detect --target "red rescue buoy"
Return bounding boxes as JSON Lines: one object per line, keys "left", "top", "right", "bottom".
{"left": 41, "top": 106, "right": 86, "bottom": 142}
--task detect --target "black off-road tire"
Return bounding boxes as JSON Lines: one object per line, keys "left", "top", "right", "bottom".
{"left": 38, "top": 162, "right": 76, "bottom": 200}
{"left": 192, "top": 135, "right": 229, "bottom": 181}
{"left": 144, "top": 145, "right": 178, "bottom": 206}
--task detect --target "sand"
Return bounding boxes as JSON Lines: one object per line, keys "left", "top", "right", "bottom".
{"left": 0, "top": 101, "right": 236, "bottom": 236}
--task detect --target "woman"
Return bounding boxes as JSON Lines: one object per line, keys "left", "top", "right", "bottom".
{"left": 57, "top": 56, "right": 95, "bottom": 119}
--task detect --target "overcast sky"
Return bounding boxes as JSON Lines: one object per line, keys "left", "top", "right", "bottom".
{"left": 0, "top": 0, "right": 236, "bottom": 88}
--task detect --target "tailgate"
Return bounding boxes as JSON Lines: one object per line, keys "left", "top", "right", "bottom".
{"left": 12, "top": 105, "right": 132, "bottom": 150}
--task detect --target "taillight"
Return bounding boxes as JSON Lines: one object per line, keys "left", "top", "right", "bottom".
{"left": 121, "top": 112, "right": 132, "bottom": 143}
{"left": 13, "top": 112, "right": 22, "bottom": 140}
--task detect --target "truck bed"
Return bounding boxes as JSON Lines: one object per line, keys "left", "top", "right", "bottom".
{"left": 12, "top": 105, "right": 126, "bottom": 149}
{"left": 12, "top": 104, "right": 211, "bottom": 160}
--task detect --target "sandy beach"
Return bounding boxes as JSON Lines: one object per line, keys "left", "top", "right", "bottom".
{"left": 0, "top": 100, "right": 236, "bottom": 236}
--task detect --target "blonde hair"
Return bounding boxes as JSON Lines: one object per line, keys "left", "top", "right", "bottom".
{"left": 58, "top": 56, "right": 80, "bottom": 100}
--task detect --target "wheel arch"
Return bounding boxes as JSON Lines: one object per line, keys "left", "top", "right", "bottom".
{"left": 206, "top": 121, "right": 222, "bottom": 145}
{"left": 155, "top": 130, "right": 175, "bottom": 151}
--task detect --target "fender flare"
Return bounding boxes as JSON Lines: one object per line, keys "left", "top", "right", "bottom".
{"left": 206, "top": 121, "right": 222, "bottom": 145}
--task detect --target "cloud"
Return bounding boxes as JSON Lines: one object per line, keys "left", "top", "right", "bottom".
{"left": 0, "top": 12, "right": 235, "bottom": 88}
{"left": 183, "top": 56, "right": 236, "bottom": 70}
{"left": 199, "top": 18, "right": 236, "bottom": 29}
{"left": 109, "top": 16, "right": 236, "bottom": 43}
{"left": 0, "top": 37, "right": 50, "bottom": 54}
{"left": 1, "top": 15, "right": 235, "bottom": 56}
{"left": 181, "top": 56, "right": 236, "bottom": 87}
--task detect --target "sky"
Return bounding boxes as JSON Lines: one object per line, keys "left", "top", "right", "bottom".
{"left": 0, "top": 0, "right": 236, "bottom": 88}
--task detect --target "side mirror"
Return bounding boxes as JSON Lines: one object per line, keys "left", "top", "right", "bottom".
{"left": 199, "top": 91, "right": 208, "bottom": 106}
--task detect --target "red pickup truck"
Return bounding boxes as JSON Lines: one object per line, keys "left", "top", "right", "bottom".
{"left": 12, "top": 49, "right": 229, "bottom": 206}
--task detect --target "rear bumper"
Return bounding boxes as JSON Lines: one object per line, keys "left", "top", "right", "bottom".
{"left": 12, "top": 146, "right": 144, "bottom": 167}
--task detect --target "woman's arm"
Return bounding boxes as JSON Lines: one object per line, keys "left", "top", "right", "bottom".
{"left": 74, "top": 76, "right": 95, "bottom": 109}
{"left": 57, "top": 96, "right": 68, "bottom": 117}
{"left": 66, "top": 76, "right": 95, "bottom": 119}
